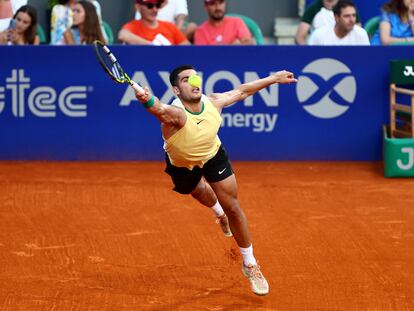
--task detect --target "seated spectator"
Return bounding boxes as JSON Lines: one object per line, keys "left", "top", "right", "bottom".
{"left": 371, "top": 0, "right": 414, "bottom": 45}
{"left": 296, "top": 0, "right": 338, "bottom": 44}
{"left": 87, "top": 0, "right": 108, "bottom": 43}
{"left": 135, "top": 0, "right": 197, "bottom": 42}
{"left": 0, "top": 4, "right": 38, "bottom": 44}
{"left": 118, "top": 0, "right": 189, "bottom": 45}
{"left": 194, "top": 0, "right": 253, "bottom": 45}
{"left": 308, "top": 0, "right": 369, "bottom": 45}
{"left": 295, "top": 0, "right": 362, "bottom": 44}
{"left": 63, "top": 0, "right": 105, "bottom": 44}
{"left": 50, "top": 0, "right": 75, "bottom": 45}
{"left": 312, "top": 0, "right": 337, "bottom": 30}
{"left": 0, "top": 0, "right": 27, "bottom": 31}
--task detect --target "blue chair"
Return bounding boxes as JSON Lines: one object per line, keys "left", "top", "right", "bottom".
{"left": 364, "top": 16, "right": 380, "bottom": 40}
{"left": 37, "top": 24, "right": 47, "bottom": 44}
{"left": 226, "top": 13, "right": 264, "bottom": 45}
{"left": 102, "top": 20, "right": 114, "bottom": 44}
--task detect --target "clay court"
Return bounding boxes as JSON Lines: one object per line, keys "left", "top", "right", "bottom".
{"left": 0, "top": 161, "right": 413, "bottom": 310}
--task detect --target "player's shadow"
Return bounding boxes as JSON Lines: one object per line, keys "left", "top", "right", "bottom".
{"left": 150, "top": 281, "right": 267, "bottom": 311}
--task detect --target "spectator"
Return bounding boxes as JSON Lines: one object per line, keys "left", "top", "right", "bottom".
{"left": 308, "top": 0, "right": 369, "bottom": 45}
{"left": 194, "top": 0, "right": 253, "bottom": 45}
{"left": 87, "top": 0, "right": 108, "bottom": 43}
{"left": 312, "top": 0, "right": 337, "bottom": 30}
{"left": 0, "top": 4, "right": 39, "bottom": 44}
{"left": 118, "top": 0, "right": 189, "bottom": 45}
{"left": 63, "top": 0, "right": 105, "bottom": 44}
{"left": 0, "top": 0, "right": 27, "bottom": 31}
{"left": 296, "top": 0, "right": 338, "bottom": 44}
{"left": 295, "top": 0, "right": 362, "bottom": 44}
{"left": 135, "top": 0, "right": 197, "bottom": 42}
{"left": 371, "top": 0, "right": 414, "bottom": 45}
{"left": 50, "top": 0, "right": 75, "bottom": 45}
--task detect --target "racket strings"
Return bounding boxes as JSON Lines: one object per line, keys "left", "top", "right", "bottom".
{"left": 96, "top": 44, "right": 125, "bottom": 82}
{"left": 94, "top": 41, "right": 137, "bottom": 87}
{"left": 111, "top": 63, "right": 124, "bottom": 80}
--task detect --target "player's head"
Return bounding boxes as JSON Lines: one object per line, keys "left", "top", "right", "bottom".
{"left": 169, "top": 65, "right": 202, "bottom": 103}
{"left": 169, "top": 65, "right": 196, "bottom": 86}
{"left": 333, "top": 0, "right": 357, "bottom": 32}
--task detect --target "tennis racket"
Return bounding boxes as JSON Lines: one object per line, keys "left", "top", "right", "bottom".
{"left": 93, "top": 40, "right": 144, "bottom": 94}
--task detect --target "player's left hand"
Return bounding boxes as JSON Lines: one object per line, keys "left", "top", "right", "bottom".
{"left": 273, "top": 70, "right": 298, "bottom": 84}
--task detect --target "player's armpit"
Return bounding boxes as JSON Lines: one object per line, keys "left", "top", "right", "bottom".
{"left": 149, "top": 100, "right": 186, "bottom": 127}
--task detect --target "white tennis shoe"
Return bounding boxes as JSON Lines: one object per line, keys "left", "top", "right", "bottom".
{"left": 242, "top": 263, "right": 269, "bottom": 296}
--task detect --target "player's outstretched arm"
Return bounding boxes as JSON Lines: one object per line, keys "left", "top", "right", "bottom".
{"left": 135, "top": 87, "right": 185, "bottom": 126}
{"left": 210, "top": 70, "right": 297, "bottom": 110}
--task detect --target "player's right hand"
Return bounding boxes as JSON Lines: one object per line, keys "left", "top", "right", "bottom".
{"left": 135, "top": 86, "right": 151, "bottom": 103}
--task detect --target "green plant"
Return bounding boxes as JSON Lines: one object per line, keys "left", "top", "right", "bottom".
{"left": 48, "top": 0, "right": 59, "bottom": 9}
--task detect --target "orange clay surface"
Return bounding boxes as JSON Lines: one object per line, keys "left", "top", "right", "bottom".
{"left": 0, "top": 161, "right": 413, "bottom": 310}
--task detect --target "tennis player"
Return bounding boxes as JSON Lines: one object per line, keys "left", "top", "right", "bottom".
{"left": 135, "top": 65, "right": 297, "bottom": 296}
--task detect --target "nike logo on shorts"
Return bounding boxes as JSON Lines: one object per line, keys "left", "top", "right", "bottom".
{"left": 218, "top": 168, "right": 227, "bottom": 174}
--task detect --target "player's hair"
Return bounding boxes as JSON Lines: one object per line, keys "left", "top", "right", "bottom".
{"left": 333, "top": 0, "right": 356, "bottom": 16}
{"left": 13, "top": 5, "right": 38, "bottom": 44}
{"left": 169, "top": 65, "right": 196, "bottom": 86}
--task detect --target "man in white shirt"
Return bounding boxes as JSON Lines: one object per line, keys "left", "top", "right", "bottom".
{"left": 308, "top": 0, "right": 369, "bottom": 45}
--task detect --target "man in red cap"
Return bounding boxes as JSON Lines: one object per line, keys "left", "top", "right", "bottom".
{"left": 134, "top": 0, "right": 197, "bottom": 42}
{"left": 194, "top": 0, "right": 253, "bottom": 45}
{"left": 118, "top": 0, "right": 189, "bottom": 45}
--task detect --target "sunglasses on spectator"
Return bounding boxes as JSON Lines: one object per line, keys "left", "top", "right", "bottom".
{"left": 143, "top": 2, "right": 162, "bottom": 9}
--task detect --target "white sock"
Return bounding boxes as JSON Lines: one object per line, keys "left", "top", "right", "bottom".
{"left": 239, "top": 244, "right": 257, "bottom": 266}
{"left": 210, "top": 201, "right": 225, "bottom": 217}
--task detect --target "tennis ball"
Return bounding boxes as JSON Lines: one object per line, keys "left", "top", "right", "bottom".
{"left": 188, "top": 74, "right": 202, "bottom": 88}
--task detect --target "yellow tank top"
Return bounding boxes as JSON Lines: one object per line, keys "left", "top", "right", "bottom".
{"left": 164, "top": 95, "right": 222, "bottom": 169}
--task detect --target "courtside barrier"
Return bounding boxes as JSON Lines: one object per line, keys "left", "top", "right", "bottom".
{"left": 383, "top": 126, "right": 414, "bottom": 177}
{"left": 0, "top": 45, "right": 413, "bottom": 161}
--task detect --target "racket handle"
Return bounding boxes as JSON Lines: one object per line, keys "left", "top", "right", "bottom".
{"left": 130, "top": 81, "right": 144, "bottom": 94}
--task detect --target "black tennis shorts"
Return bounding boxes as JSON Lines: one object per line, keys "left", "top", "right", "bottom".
{"left": 164, "top": 145, "right": 234, "bottom": 194}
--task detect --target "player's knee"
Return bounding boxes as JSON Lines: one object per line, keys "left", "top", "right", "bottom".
{"left": 222, "top": 198, "right": 241, "bottom": 217}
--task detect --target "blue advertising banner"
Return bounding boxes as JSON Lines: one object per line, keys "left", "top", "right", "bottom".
{"left": 0, "top": 45, "right": 413, "bottom": 161}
